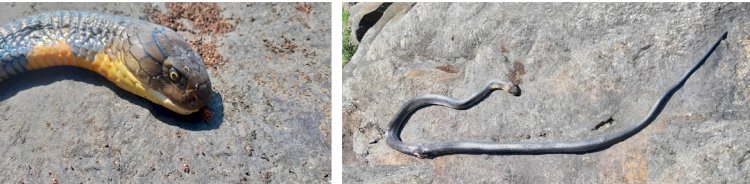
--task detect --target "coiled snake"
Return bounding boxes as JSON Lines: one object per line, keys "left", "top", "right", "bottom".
{"left": 0, "top": 11, "right": 211, "bottom": 115}
{"left": 386, "top": 32, "right": 728, "bottom": 158}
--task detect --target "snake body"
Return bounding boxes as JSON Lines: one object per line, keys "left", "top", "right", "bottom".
{"left": 0, "top": 11, "right": 211, "bottom": 115}
{"left": 386, "top": 32, "right": 728, "bottom": 158}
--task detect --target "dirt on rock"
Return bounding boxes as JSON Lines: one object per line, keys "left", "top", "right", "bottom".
{"left": 144, "top": 2, "right": 236, "bottom": 34}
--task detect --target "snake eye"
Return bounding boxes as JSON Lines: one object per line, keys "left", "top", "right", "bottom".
{"left": 168, "top": 67, "right": 181, "bottom": 82}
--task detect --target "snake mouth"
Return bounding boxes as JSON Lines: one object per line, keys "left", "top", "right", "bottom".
{"left": 146, "top": 87, "right": 201, "bottom": 115}
{"left": 163, "top": 99, "right": 200, "bottom": 115}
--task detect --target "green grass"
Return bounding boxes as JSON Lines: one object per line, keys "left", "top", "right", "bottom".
{"left": 342, "top": 9, "right": 357, "bottom": 66}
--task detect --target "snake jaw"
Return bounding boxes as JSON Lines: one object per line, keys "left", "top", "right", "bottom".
{"left": 146, "top": 88, "right": 200, "bottom": 115}
{"left": 161, "top": 98, "right": 200, "bottom": 115}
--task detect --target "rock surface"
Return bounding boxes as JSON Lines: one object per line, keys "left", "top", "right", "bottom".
{"left": 0, "top": 2, "right": 330, "bottom": 183}
{"left": 344, "top": 3, "right": 750, "bottom": 183}
{"left": 347, "top": 3, "right": 414, "bottom": 45}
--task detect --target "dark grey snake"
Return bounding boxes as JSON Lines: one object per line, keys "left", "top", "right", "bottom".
{"left": 386, "top": 32, "right": 727, "bottom": 158}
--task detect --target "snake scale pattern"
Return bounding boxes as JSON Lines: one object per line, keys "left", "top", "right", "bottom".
{"left": 0, "top": 11, "right": 211, "bottom": 115}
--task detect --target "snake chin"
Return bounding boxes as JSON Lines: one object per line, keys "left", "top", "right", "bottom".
{"left": 160, "top": 97, "right": 200, "bottom": 115}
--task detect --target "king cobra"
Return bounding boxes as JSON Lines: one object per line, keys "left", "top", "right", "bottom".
{"left": 386, "top": 32, "right": 728, "bottom": 158}
{"left": 0, "top": 11, "right": 211, "bottom": 115}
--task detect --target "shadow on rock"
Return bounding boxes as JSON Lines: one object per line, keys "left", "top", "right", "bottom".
{"left": 0, "top": 67, "right": 111, "bottom": 101}
{"left": 0, "top": 66, "right": 224, "bottom": 131}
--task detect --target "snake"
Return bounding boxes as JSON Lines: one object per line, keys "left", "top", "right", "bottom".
{"left": 386, "top": 31, "right": 728, "bottom": 158}
{"left": 0, "top": 11, "right": 211, "bottom": 115}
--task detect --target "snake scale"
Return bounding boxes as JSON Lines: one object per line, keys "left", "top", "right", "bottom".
{"left": 0, "top": 11, "right": 211, "bottom": 115}
{"left": 386, "top": 32, "right": 728, "bottom": 158}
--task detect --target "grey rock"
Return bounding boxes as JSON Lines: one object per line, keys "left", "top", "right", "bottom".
{"left": 0, "top": 2, "right": 331, "bottom": 183}
{"left": 348, "top": 3, "right": 415, "bottom": 45}
{"left": 344, "top": 2, "right": 750, "bottom": 183}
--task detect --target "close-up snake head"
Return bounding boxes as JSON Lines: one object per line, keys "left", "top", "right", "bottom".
{"left": 123, "top": 23, "right": 212, "bottom": 115}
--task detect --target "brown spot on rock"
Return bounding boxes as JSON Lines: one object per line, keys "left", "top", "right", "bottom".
{"left": 187, "top": 37, "right": 225, "bottom": 68}
{"left": 436, "top": 64, "right": 459, "bottom": 73}
{"left": 507, "top": 61, "right": 526, "bottom": 85}
{"left": 294, "top": 3, "right": 312, "bottom": 14}
{"left": 145, "top": 3, "right": 236, "bottom": 34}
{"left": 264, "top": 38, "right": 298, "bottom": 54}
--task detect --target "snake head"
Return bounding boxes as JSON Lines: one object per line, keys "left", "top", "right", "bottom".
{"left": 159, "top": 48, "right": 212, "bottom": 113}
{"left": 489, "top": 80, "right": 521, "bottom": 96}
{"left": 126, "top": 24, "right": 212, "bottom": 115}
{"left": 507, "top": 84, "right": 521, "bottom": 96}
